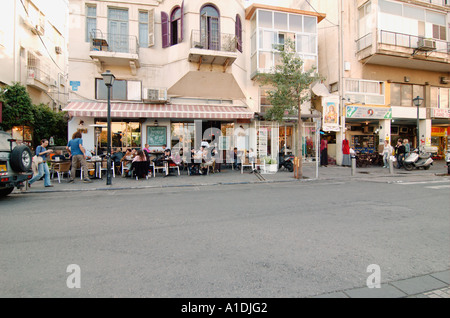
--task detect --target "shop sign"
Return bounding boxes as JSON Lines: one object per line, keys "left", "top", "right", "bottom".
{"left": 346, "top": 106, "right": 392, "bottom": 119}
{"left": 431, "top": 108, "right": 450, "bottom": 118}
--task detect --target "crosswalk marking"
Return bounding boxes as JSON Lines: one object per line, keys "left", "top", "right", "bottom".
{"left": 396, "top": 180, "right": 450, "bottom": 185}
{"left": 426, "top": 185, "right": 450, "bottom": 190}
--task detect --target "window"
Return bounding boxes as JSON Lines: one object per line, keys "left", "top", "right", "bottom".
{"left": 235, "top": 14, "right": 242, "bottom": 52}
{"left": 108, "top": 8, "right": 129, "bottom": 53}
{"left": 432, "top": 24, "right": 446, "bottom": 40}
{"left": 171, "top": 7, "right": 182, "bottom": 45}
{"left": 85, "top": 5, "right": 96, "bottom": 42}
{"left": 139, "top": 11, "right": 149, "bottom": 47}
{"left": 200, "top": 4, "right": 220, "bottom": 50}
{"left": 162, "top": 1, "right": 184, "bottom": 48}
{"left": 390, "top": 83, "right": 424, "bottom": 107}
{"left": 96, "top": 79, "right": 142, "bottom": 101}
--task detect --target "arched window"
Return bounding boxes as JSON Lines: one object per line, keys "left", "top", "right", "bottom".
{"left": 161, "top": 1, "right": 184, "bottom": 48}
{"left": 200, "top": 5, "right": 220, "bottom": 50}
{"left": 235, "top": 14, "right": 242, "bottom": 52}
{"left": 171, "top": 7, "right": 182, "bottom": 45}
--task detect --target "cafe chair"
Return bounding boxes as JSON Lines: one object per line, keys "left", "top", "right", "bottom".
{"left": 80, "top": 161, "right": 96, "bottom": 179}
{"left": 53, "top": 161, "right": 71, "bottom": 183}
{"left": 132, "top": 161, "right": 150, "bottom": 180}
{"left": 152, "top": 161, "right": 166, "bottom": 177}
{"left": 100, "top": 161, "right": 115, "bottom": 179}
{"left": 203, "top": 159, "right": 215, "bottom": 175}
{"left": 168, "top": 162, "right": 180, "bottom": 176}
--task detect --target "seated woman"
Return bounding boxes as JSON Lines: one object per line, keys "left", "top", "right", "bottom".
{"left": 131, "top": 150, "right": 149, "bottom": 178}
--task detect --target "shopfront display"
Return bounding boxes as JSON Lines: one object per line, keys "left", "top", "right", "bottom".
{"left": 95, "top": 120, "right": 141, "bottom": 150}
{"left": 431, "top": 126, "right": 449, "bottom": 158}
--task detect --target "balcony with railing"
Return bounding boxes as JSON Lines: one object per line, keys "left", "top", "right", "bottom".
{"left": 26, "top": 66, "right": 51, "bottom": 91}
{"left": 89, "top": 29, "right": 140, "bottom": 73}
{"left": 188, "top": 30, "right": 238, "bottom": 71}
{"left": 356, "top": 30, "right": 450, "bottom": 71}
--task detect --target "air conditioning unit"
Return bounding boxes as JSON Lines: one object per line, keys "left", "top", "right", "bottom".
{"left": 31, "top": 24, "right": 45, "bottom": 36}
{"left": 417, "top": 38, "right": 436, "bottom": 51}
{"left": 144, "top": 88, "right": 167, "bottom": 103}
{"left": 55, "top": 46, "right": 62, "bottom": 54}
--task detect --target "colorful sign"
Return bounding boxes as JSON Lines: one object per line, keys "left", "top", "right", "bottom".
{"left": 431, "top": 108, "right": 450, "bottom": 118}
{"left": 322, "top": 95, "right": 340, "bottom": 132}
{"left": 346, "top": 106, "right": 392, "bottom": 119}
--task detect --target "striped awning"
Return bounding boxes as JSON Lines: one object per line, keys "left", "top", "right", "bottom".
{"left": 64, "top": 102, "right": 254, "bottom": 119}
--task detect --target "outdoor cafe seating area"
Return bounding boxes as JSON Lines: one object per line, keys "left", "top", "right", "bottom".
{"left": 46, "top": 146, "right": 265, "bottom": 183}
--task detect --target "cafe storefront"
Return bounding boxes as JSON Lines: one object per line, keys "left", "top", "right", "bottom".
{"left": 63, "top": 101, "right": 254, "bottom": 155}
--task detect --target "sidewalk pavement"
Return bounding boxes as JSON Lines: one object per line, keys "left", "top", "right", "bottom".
{"left": 18, "top": 159, "right": 449, "bottom": 194}
{"left": 15, "top": 159, "right": 450, "bottom": 298}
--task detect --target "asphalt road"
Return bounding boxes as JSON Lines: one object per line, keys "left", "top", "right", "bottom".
{"left": 0, "top": 178, "right": 449, "bottom": 298}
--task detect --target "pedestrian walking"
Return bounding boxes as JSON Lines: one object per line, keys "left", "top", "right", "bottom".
{"left": 66, "top": 131, "right": 92, "bottom": 183}
{"left": 395, "top": 139, "right": 406, "bottom": 168}
{"left": 320, "top": 137, "right": 328, "bottom": 167}
{"left": 382, "top": 140, "right": 393, "bottom": 168}
{"left": 28, "top": 139, "right": 53, "bottom": 188}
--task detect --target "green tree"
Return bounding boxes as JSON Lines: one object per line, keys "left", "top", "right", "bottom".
{"left": 0, "top": 83, "right": 34, "bottom": 131}
{"left": 256, "top": 39, "right": 322, "bottom": 179}
{"left": 32, "top": 104, "right": 68, "bottom": 146}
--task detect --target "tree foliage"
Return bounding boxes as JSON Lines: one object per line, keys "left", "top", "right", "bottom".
{"left": 0, "top": 83, "right": 68, "bottom": 146}
{"left": 0, "top": 82, "right": 34, "bottom": 130}
{"left": 255, "top": 39, "right": 322, "bottom": 122}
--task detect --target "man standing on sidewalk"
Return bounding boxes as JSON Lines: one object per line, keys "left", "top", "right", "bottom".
{"left": 66, "top": 131, "right": 92, "bottom": 183}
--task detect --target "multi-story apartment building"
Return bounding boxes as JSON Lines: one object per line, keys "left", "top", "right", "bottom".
{"left": 64, "top": 0, "right": 324, "bottom": 161}
{"left": 0, "top": 0, "right": 69, "bottom": 144}
{"left": 304, "top": 0, "right": 450, "bottom": 163}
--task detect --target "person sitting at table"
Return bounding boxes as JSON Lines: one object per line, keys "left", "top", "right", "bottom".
{"left": 120, "top": 149, "right": 133, "bottom": 176}
{"left": 111, "top": 148, "right": 124, "bottom": 174}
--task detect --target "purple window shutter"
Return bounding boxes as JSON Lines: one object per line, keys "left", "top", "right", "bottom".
{"left": 180, "top": 1, "right": 184, "bottom": 42}
{"left": 161, "top": 11, "right": 169, "bottom": 48}
{"left": 236, "top": 15, "right": 242, "bottom": 52}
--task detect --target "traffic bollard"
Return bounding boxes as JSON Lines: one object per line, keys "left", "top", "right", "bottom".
{"left": 351, "top": 157, "right": 356, "bottom": 176}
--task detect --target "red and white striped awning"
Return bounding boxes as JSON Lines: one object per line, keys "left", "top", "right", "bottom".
{"left": 64, "top": 102, "right": 254, "bottom": 119}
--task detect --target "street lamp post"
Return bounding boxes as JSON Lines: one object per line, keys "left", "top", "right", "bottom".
{"left": 413, "top": 95, "right": 424, "bottom": 151}
{"left": 101, "top": 70, "right": 115, "bottom": 185}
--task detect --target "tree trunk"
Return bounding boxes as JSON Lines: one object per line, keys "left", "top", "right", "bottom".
{"left": 296, "top": 104, "right": 303, "bottom": 179}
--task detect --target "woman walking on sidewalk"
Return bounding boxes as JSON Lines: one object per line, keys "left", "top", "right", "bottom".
{"left": 382, "top": 140, "right": 393, "bottom": 168}
{"left": 28, "top": 139, "right": 53, "bottom": 188}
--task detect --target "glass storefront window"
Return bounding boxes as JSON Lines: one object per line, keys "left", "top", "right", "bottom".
{"left": 96, "top": 120, "right": 141, "bottom": 150}
{"left": 171, "top": 122, "right": 195, "bottom": 151}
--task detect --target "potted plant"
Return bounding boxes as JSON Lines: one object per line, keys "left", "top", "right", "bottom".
{"left": 262, "top": 156, "right": 278, "bottom": 174}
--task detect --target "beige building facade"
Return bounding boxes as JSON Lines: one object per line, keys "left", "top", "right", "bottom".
{"left": 302, "top": 0, "right": 450, "bottom": 163}
{"left": 65, "top": 0, "right": 324, "bottom": 163}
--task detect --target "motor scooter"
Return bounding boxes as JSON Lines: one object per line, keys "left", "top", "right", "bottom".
{"left": 403, "top": 148, "right": 433, "bottom": 171}
{"left": 445, "top": 149, "right": 450, "bottom": 175}
{"left": 278, "top": 151, "right": 294, "bottom": 172}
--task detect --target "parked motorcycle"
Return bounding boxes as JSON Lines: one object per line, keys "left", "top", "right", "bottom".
{"left": 403, "top": 148, "right": 433, "bottom": 171}
{"left": 445, "top": 149, "right": 450, "bottom": 175}
{"left": 278, "top": 152, "right": 294, "bottom": 172}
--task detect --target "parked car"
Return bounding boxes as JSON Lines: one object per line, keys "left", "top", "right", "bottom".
{"left": 0, "top": 129, "right": 33, "bottom": 197}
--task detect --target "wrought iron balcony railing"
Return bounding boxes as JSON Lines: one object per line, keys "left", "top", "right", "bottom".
{"left": 89, "top": 29, "right": 139, "bottom": 55}
{"left": 190, "top": 30, "right": 237, "bottom": 53}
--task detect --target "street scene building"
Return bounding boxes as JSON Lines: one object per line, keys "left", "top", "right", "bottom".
{"left": 306, "top": 0, "right": 450, "bottom": 163}
{"left": 1, "top": 0, "right": 449, "bottom": 165}
{"left": 0, "top": 0, "right": 69, "bottom": 145}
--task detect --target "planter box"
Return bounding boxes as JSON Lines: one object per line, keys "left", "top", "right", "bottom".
{"left": 261, "top": 163, "right": 278, "bottom": 174}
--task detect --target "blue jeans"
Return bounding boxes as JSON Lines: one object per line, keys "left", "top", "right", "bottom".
{"left": 29, "top": 162, "right": 51, "bottom": 186}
